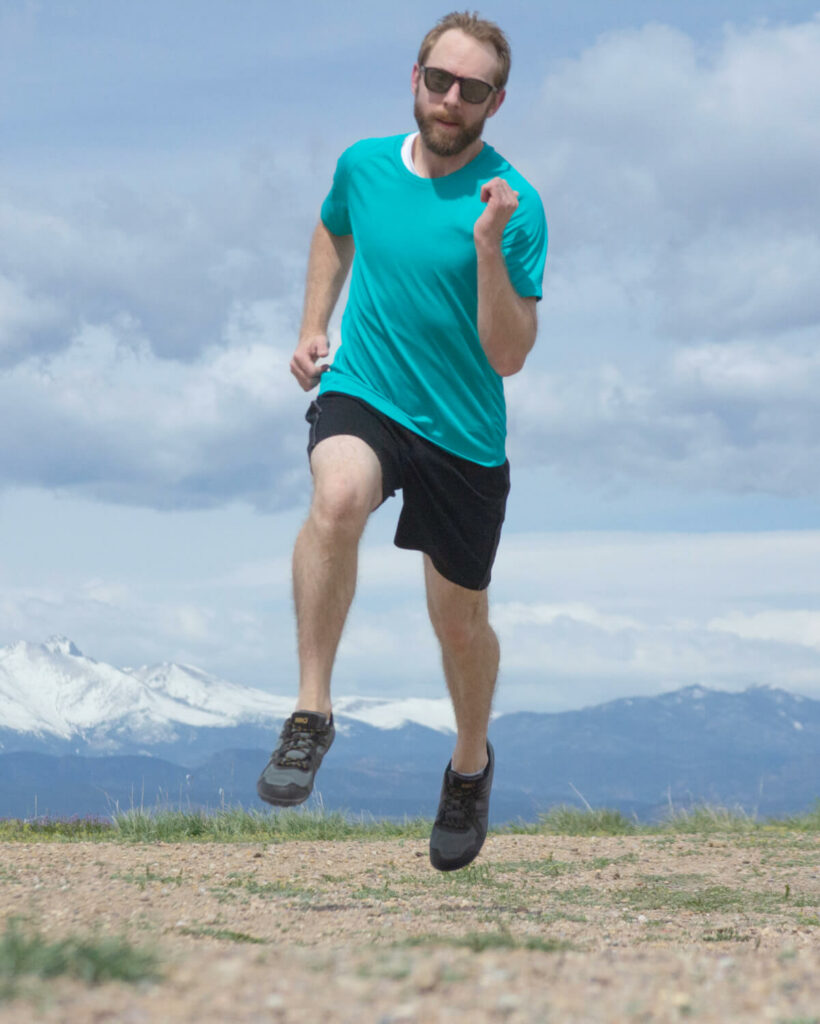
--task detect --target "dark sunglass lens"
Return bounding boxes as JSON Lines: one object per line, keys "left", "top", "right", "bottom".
{"left": 461, "top": 78, "right": 492, "bottom": 103}
{"left": 425, "top": 67, "right": 455, "bottom": 93}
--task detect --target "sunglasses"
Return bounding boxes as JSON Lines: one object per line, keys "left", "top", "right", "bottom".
{"left": 419, "top": 65, "right": 498, "bottom": 105}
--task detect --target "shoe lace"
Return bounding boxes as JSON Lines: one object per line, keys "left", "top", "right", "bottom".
{"left": 436, "top": 780, "right": 477, "bottom": 830}
{"left": 272, "top": 722, "right": 320, "bottom": 768}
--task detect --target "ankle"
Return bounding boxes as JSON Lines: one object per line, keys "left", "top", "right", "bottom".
{"left": 451, "top": 747, "right": 488, "bottom": 776}
{"left": 294, "top": 693, "right": 332, "bottom": 719}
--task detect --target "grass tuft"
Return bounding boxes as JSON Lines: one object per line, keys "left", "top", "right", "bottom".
{"left": 657, "top": 805, "right": 760, "bottom": 834}
{"left": 536, "top": 805, "right": 639, "bottom": 836}
{"left": 0, "top": 817, "right": 115, "bottom": 842}
{"left": 0, "top": 918, "right": 161, "bottom": 1002}
{"left": 779, "top": 800, "right": 820, "bottom": 833}
{"left": 111, "top": 806, "right": 432, "bottom": 843}
{"left": 176, "top": 925, "right": 267, "bottom": 944}
{"left": 402, "top": 928, "right": 576, "bottom": 953}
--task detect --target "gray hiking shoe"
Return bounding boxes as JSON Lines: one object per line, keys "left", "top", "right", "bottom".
{"left": 257, "top": 711, "right": 335, "bottom": 807}
{"left": 429, "top": 742, "right": 494, "bottom": 872}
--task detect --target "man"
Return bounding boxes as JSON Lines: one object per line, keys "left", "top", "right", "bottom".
{"left": 257, "top": 11, "right": 547, "bottom": 871}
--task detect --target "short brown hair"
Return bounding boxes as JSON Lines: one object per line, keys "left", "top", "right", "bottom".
{"left": 418, "top": 11, "right": 511, "bottom": 90}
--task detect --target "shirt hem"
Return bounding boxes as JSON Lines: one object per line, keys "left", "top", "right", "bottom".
{"left": 318, "top": 376, "right": 507, "bottom": 468}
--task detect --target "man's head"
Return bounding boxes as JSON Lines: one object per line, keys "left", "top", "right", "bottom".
{"left": 412, "top": 12, "right": 510, "bottom": 159}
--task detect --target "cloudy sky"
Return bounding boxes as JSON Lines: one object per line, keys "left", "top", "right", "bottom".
{"left": 2, "top": 0, "right": 820, "bottom": 712}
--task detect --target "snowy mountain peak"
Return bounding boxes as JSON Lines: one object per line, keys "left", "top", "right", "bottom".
{"left": 43, "top": 635, "right": 83, "bottom": 658}
{"left": 0, "top": 638, "right": 456, "bottom": 751}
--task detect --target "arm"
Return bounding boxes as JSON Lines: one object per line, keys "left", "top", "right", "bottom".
{"left": 474, "top": 178, "right": 538, "bottom": 378}
{"left": 290, "top": 220, "right": 355, "bottom": 391}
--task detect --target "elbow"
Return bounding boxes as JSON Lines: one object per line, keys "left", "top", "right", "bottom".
{"left": 487, "top": 332, "right": 536, "bottom": 377}
{"left": 493, "top": 352, "right": 528, "bottom": 377}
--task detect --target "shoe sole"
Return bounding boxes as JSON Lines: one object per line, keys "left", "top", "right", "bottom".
{"left": 256, "top": 783, "right": 312, "bottom": 807}
{"left": 430, "top": 844, "right": 484, "bottom": 872}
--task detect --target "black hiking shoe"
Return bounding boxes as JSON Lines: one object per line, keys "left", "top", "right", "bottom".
{"left": 429, "top": 742, "right": 494, "bottom": 872}
{"left": 257, "top": 711, "right": 335, "bottom": 807}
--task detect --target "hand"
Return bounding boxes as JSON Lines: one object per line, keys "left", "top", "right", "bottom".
{"left": 290, "top": 333, "right": 330, "bottom": 391}
{"left": 474, "top": 176, "right": 520, "bottom": 246}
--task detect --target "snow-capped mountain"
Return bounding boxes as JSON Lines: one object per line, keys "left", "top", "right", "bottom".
{"left": 0, "top": 636, "right": 455, "bottom": 752}
{"left": 1, "top": 637, "right": 819, "bottom": 822}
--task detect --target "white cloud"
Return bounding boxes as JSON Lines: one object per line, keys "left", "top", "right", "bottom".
{"left": 709, "top": 609, "right": 820, "bottom": 649}
{"left": 536, "top": 19, "right": 820, "bottom": 242}
{"left": 0, "top": 575, "right": 287, "bottom": 690}
{"left": 508, "top": 332, "right": 820, "bottom": 496}
{"left": 506, "top": 18, "right": 820, "bottom": 496}
{"left": 0, "top": 274, "right": 63, "bottom": 358}
{"left": 4, "top": 524, "right": 820, "bottom": 710}
{"left": 494, "top": 530, "right": 820, "bottom": 608}
{"left": 0, "top": 306, "right": 309, "bottom": 509}
{"left": 492, "top": 601, "right": 640, "bottom": 633}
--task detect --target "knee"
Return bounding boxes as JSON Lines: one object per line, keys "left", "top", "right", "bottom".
{"left": 429, "top": 600, "right": 493, "bottom": 654}
{"left": 310, "top": 474, "right": 374, "bottom": 539}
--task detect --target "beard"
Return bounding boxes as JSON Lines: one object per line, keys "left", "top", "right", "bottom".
{"left": 413, "top": 93, "right": 487, "bottom": 157}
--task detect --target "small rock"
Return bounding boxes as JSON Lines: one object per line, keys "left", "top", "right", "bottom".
{"left": 215, "top": 957, "right": 245, "bottom": 981}
{"left": 497, "top": 992, "right": 522, "bottom": 1013}
{"left": 411, "top": 960, "right": 440, "bottom": 992}
{"left": 380, "top": 1003, "right": 418, "bottom": 1023}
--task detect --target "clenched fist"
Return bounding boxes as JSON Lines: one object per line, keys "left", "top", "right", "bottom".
{"left": 474, "top": 176, "right": 520, "bottom": 247}
{"left": 290, "top": 333, "right": 330, "bottom": 391}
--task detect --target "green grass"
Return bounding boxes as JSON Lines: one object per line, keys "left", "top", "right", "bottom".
{"left": 0, "top": 800, "right": 818, "bottom": 843}
{"left": 617, "top": 878, "right": 819, "bottom": 914}
{"left": 210, "top": 873, "right": 312, "bottom": 903}
{"left": 111, "top": 806, "right": 432, "bottom": 843}
{"left": 702, "top": 926, "right": 754, "bottom": 943}
{"left": 111, "top": 866, "right": 186, "bottom": 890}
{"left": 402, "top": 928, "right": 576, "bottom": 953}
{"left": 0, "top": 918, "right": 161, "bottom": 1002}
{"left": 534, "top": 806, "right": 640, "bottom": 835}
{"left": 0, "top": 818, "right": 115, "bottom": 842}
{"left": 176, "top": 925, "right": 267, "bottom": 944}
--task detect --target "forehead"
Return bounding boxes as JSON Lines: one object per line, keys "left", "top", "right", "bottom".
{"left": 425, "top": 29, "right": 499, "bottom": 81}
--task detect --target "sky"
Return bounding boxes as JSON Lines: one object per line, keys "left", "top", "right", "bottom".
{"left": 2, "top": 0, "right": 820, "bottom": 713}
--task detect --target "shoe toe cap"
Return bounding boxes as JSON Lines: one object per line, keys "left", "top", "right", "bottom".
{"left": 429, "top": 826, "right": 481, "bottom": 871}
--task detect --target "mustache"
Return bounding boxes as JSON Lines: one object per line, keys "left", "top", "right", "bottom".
{"left": 429, "top": 110, "right": 465, "bottom": 127}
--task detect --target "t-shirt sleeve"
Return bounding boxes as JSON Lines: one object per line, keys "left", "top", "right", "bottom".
{"left": 501, "top": 190, "right": 548, "bottom": 300}
{"left": 320, "top": 148, "right": 353, "bottom": 236}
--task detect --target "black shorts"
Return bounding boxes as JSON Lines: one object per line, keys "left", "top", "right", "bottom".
{"left": 306, "top": 392, "right": 510, "bottom": 591}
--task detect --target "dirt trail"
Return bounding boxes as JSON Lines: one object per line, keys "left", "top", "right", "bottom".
{"left": 1, "top": 831, "right": 818, "bottom": 1022}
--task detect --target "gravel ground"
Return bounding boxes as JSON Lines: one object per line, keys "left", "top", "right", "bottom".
{"left": 1, "top": 831, "right": 818, "bottom": 1022}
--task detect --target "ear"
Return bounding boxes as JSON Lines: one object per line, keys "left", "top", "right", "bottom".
{"left": 487, "top": 88, "right": 506, "bottom": 119}
{"left": 411, "top": 62, "right": 421, "bottom": 95}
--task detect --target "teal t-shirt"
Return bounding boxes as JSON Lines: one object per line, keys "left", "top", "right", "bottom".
{"left": 319, "top": 134, "right": 547, "bottom": 466}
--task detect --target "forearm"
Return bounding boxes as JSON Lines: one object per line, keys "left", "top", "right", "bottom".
{"left": 299, "top": 221, "right": 354, "bottom": 337}
{"left": 290, "top": 221, "right": 354, "bottom": 391}
{"left": 475, "top": 238, "right": 537, "bottom": 377}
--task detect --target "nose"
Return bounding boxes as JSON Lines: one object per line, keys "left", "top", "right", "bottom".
{"left": 441, "top": 80, "right": 462, "bottom": 106}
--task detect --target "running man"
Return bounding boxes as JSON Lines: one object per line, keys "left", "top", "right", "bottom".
{"left": 257, "top": 11, "right": 547, "bottom": 871}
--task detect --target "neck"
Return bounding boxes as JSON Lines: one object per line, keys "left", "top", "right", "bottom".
{"left": 412, "top": 135, "right": 484, "bottom": 179}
